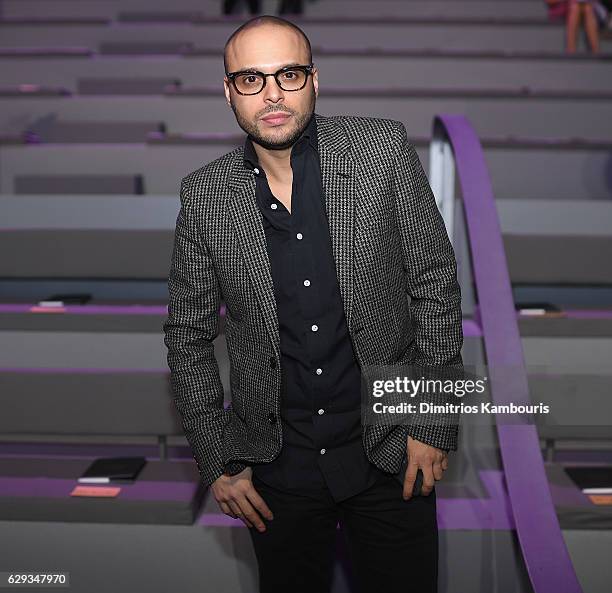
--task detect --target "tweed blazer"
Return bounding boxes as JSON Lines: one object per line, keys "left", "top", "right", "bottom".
{"left": 163, "top": 112, "right": 464, "bottom": 488}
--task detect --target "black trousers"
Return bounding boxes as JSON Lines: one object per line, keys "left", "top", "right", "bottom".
{"left": 248, "top": 470, "right": 438, "bottom": 593}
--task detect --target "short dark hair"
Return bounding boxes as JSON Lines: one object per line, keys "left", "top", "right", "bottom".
{"left": 223, "top": 15, "right": 312, "bottom": 74}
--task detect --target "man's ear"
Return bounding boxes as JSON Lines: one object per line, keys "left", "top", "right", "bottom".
{"left": 223, "top": 79, "right": 232, "bottom": 107}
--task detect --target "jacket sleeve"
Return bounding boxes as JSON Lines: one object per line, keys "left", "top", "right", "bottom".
{"left": 162, "top": 178, "right": 233, "bottom": 487}
{"left": 391, "top": 122, "right": 464, "bottom": 452}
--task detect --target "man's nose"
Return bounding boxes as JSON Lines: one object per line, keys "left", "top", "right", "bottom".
{"left": 261, "top": 75, "right": 285, "bottom": 101}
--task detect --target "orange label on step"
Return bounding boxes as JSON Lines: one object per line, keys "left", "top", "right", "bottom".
{"left": 588, "top": 495, "right": 612, "bottom": 505}
{"left": 70, "top": 485, "right": 121, "bottom": 497}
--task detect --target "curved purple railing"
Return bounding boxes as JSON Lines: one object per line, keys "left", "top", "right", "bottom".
{"left": 433, "top": 114, "right": 582, "bottom": 593}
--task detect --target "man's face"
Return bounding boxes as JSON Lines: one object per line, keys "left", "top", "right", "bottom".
{"left": 223, "top": 25, "right": 318, "bottom": 151}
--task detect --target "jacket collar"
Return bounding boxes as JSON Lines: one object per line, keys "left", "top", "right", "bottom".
{"left": 228, "top": 112, "right": 350, "bottom": 190}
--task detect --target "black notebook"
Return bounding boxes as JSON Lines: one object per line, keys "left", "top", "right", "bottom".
{"left": 79, "top": 456, "right": 147, "bottom": 484}
{"left": 565, "top": 466, "right": 612, "bottom": 494}
{"left": 516, "top": 301, "right": 564, "bottom": 314}
{"left": 44, "top": 293, "right": 92, "bottom": 305}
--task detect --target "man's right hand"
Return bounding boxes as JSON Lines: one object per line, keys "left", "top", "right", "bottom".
{"left": 210, "top": 466, "right": 274, "bottom": 532}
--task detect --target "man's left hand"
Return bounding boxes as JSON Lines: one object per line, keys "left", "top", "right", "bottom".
{"left": 402, "top": 435, "right": 448, "bottom": 500}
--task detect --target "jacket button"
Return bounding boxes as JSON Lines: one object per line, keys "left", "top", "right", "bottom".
{"left": 268, "top": 412, "right": 277, "bottom": 424}
{"left": 269, "top": 357, "right": 277, "bottom": 369}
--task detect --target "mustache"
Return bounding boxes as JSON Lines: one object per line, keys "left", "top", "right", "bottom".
{"left": 260, "top": 108, "right": 293, "bottom": 117}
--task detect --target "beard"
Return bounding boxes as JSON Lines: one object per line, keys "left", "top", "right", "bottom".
{"left": 230, "top": 88, "right": 316, "bottom": 151}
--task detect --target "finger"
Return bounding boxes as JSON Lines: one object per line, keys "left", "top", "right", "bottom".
{"left": 403, "top": 460, "right": 418, "bottom": 500}
{"left": 421, "top": 463, "right": 436, "bottom": 496}
{"left": 441, "top": 456, "right": 449, "bottom": 471}
{"left": 236, "top": 496, "right": 267, "bottom": 532}
{"left": 246, "top": 485, "right": 274, "bottom": 520}
{"left": 228, "top": 499, "right": 253, "bottom": 528}
{"left": 219, "top": 501, "right": 236, "bottom": 518}
{"left": 432, "top": 457, "right": 444, "bottom": 481}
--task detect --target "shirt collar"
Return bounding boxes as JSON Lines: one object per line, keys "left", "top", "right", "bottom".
{"left": 243, "top": 112, "right": 318, "bottom": 171}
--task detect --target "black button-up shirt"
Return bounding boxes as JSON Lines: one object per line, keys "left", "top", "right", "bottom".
{"left": 241, "top": 112, "right": 389, "bottom": 502}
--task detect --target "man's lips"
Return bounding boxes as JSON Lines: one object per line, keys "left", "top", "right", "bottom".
{"left": 261, "top": 113, "right": 292, "bottom": 124}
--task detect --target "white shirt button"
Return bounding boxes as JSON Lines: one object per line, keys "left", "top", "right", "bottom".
{"left": 253, "top": 167, "right": 259, "bottom": 175}
{"left": 270, "top": 203, "right": 278, "bottom": 210}
{"left": 316, "top": 368, "right": 323, "bottom": 375}
{"left": 296, "top": 233, "right": 303, "bottom": 240}
{"left": 311, "top": 324, "right": 318, "bottom": 332}
{"left": 318, "top": 408, "right": 325, "bottom": 415}
{"left": 303, "top": 279, "right": 310, "bottom": 287}
{"left": 320, "top": 448, "right": 326, "bottom": 455}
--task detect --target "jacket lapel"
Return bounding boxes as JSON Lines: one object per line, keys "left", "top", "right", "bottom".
{"left": 226, "top": 112, "right": 356, "bottom": 359}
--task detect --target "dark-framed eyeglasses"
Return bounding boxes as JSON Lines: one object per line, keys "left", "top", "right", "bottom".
{"left": 225, "top": 63, "right": 314, "bottom": 96}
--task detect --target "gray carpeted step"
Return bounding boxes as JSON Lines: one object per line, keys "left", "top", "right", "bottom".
{"left": 99, "top": 41, "right": 194, "bottom": 55}
{"left": 504, "top": 235, "right": 612, "bottom": 285}
{"left": 26, "top": 120, "right": 166, "bottom": 143}
{"left": 77, "top": 77, "right": 180, "bottom": 95}
{"left": 15, "top": 174, "right": 144, "bottom": 195}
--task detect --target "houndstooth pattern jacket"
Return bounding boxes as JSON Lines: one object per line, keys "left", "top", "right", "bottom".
{"left": 163, "top": 112, "right": 464, "bottom": 488}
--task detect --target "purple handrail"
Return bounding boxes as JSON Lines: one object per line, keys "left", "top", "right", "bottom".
{"left": 434, "top": 114, "right": 582, "bottom": 593}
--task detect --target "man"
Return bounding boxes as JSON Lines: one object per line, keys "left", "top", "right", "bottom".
{"left": 163, "top": 15, "right": 463, "bottom": 593}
